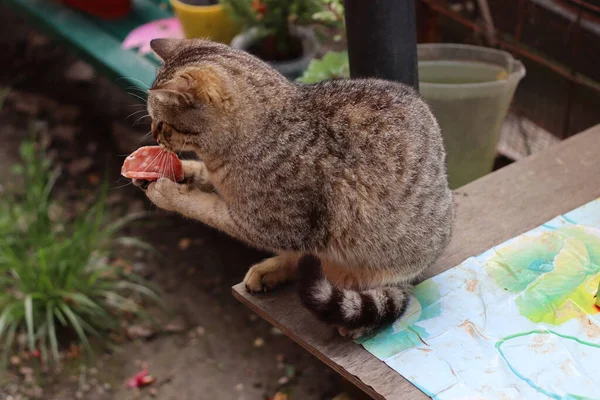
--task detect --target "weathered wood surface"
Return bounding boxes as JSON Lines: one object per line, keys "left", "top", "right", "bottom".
{"left": 233, "top": 125, "right": 600, "bottom": 400}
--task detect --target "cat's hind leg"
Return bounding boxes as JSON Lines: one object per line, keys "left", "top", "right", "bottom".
{"left": 244, "top": 253, "right": 300, "bottom": 293}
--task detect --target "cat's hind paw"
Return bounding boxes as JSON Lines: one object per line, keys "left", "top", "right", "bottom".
{"left": 337, "top": 326, "right": 367, "bottom": 340}
{"left": 243, "top": 255, "right": 298, "bottom": 293}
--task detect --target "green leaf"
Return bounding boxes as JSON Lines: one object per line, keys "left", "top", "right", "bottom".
{"left": 1, "top": 322, "right": 18, "bottom": 367}
{"left": 59, "top": 303, "right": 92, "bottom": 356}
{"left": 25, "top": 295, "right": 35, "bottom": 350}
{"left": 296, "top": 51, "right": 349, "bottom": 84}
{"left": 47, "top": 304, "right": 60, "bottom": 363}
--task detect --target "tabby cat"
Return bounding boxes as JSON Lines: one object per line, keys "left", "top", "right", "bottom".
{"left": 135, "top": 38, "right": 454, "bottom": 338}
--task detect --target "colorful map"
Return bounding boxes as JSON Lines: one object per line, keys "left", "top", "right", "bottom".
{"left": 358, "top": 198, "right": 600, "bottom": 400}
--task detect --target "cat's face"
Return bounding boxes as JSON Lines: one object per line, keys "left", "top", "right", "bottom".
{"left": 146, "top": 39, "right": 236, "bottom": 153}
{"left": 145, "top": 38, "right": 293, "bottom": 157}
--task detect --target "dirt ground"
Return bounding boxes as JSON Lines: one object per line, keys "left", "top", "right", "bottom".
{"left": 0, "top": 6, "right": 361, "bottom": 400}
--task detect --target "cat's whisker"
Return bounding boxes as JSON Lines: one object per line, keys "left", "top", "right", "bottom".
{"left": 133, "top": 115, "right": 151, "bottom": 126}
{"left": 126, "top": 109, "right": 148, "bottom": 120}
{"left": 179, "top": 136, "right": 189, "bottom": 154}
{"left": 127, "top": 91, "right": 148, "bottom": 104}
{"left": 117, "top": 76, "right": 150, "bottom": 89}
{"left": 139, "top": 131, "right": 154, "bottom": 144}
{"left": 111, "top": 181, "right": 135, "bottom": 190}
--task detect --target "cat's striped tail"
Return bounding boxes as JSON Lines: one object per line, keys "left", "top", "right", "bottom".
{"left": 297, "top": 255, "right": 411, "bottom": 339}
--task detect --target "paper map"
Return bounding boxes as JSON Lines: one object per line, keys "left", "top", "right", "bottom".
{"left": 358, "top": 198, "right": 600, "bottom": 400}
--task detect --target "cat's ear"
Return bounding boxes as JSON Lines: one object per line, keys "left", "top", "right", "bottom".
{"left": 150, "top": 38, "right": 182, "bottom": 62}
{"left": 151, "top": 68, "right": 230, "bottom": 109}
{"left": 148, "top": 88, "right": 190, "bottom": 107}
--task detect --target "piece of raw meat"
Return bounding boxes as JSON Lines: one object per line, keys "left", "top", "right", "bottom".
{"left": 121, "top": 146, "right": 184, "bottom": 182}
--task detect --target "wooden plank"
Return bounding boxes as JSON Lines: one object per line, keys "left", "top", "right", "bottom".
{"left": 232, "top": 125, "right": 600, "bottom": 399}
{"left": 4, "top": 0, "right": 163, "bottom": 91}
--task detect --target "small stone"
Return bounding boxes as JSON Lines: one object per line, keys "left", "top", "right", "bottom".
{"left": 30, "top": 386, "right": 43, "bottom": 399}
{"left": 149, "top": 388, "right": 158, "bottom": 397}
{"left": 275, "top": 354, "right": 285, "bottom": 363}
{"left": 19, "top": 366, "right": 34, "bottom": 375}
{"left": 195, "top": 326, "right": 206, "bottom": 336}
{"left": 178, "top": 238, "right": 191, "bottom": 250}
{"left": 103, "top": 383, "right": 112, "bottom": 392}
{"left": 75, "top": 391, "right": 84, "bottom": 399}
{"left": 248, "top": 314, "right": 258, "bottom": 322}
{"left": 332, "top": 393, "right": 353, "bottom": 400}
{"left": 277, "top": 376, "right": 290, "bottom": 385}
{"left": 50, "top": 125, "right": 78, "bottom": 142}
{"left": 53, "top": 105, "right": 80, "bottom": 123}
{"left": 87, "top": 173, "right": 101, "bottom": 186}
{"left": 67, "top": 157, "right": 93, "bottom": 176}
{"left": 17, "top": 334, "right": 27, "bottom": 347}
{"left": 164, "top": 319, "right": 186, "bottom": 333}
{"left": 29, "top": 32, "right": 50, "bottom": 46}
{"left": 270, "top": 327, "right": 283, "bottom": 336}
{"left": 126, "top": 325, "right": 155, "bottom": 340}
{"left": 89, "top": 367, "right": 98, "bottom": 375}
{"left": 10, "top": 356, "right": 21, "bottom": 366}
{"left": 65, "top": 60, "right": 95, "bottom": 82}
{"left": 253, "top": 337, "right": 265, "bottom": 348}
{"left": 81, "top": 383, "right": 91, "bottom": 392}
{"left": 235, "top": 383, "right": 244, "bottom": 392}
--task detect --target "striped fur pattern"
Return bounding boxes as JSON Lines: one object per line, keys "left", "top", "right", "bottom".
{"left": 297, "top": 255, "right": 411, "bottom": 338}
{"left": 141, "top": 39, "right": 454, "bottom": 337}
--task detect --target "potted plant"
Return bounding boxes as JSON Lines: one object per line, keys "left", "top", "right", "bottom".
{"left": 223, "top": 0, "right": 338, "bottom": 79}
{"left": 170, "top": 0, "right": 240, "bottom": 44}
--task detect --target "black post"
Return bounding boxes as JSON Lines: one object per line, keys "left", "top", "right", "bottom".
{"left": 344, "top": 0, "right": 419, "bottom": 90}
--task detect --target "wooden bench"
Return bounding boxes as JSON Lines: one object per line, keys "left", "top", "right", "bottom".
{"left": 232, "top": 124, "right": 600, "bottom": 400}
{"left": 4, "top": 0, "right": 173, "bottom": 91}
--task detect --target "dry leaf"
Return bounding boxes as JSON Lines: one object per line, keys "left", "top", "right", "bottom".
{"left": 126, "top": 369, "right": 156, "bottom": 388}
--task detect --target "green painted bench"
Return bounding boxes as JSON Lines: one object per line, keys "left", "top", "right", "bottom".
{"left": 4, "top": 0, "right": 174, "bottom": 92}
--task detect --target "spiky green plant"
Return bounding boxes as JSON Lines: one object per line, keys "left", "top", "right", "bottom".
{"left": 0, "top": 136, "right": 160, "bottom": 367}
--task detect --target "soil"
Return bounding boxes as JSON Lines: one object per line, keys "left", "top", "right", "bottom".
{"left": 247, "top": 35, "right": 304, "bottom": 63}
{"left": 178, "top": 0, "right": 219, "bottom": 6}
{"left": 0, "top": 5, "right": 360, "bottom": 400}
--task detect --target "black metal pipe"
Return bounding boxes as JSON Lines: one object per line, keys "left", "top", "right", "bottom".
{"left": 344, "top": 0, "right": 419, "bottom": 90}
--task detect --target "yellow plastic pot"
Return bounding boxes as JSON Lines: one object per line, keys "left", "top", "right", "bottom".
{"left": 169, "top": 0, "right": 240, "bottom": 44}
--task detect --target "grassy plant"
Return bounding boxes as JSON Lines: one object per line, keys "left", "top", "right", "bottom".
{"left": 0, "top": 136, "right": 160, "bottom": 367}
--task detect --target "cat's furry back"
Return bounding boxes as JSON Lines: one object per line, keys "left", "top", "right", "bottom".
{"left": 142, "top": 38, "right": 454, "bottom": 337}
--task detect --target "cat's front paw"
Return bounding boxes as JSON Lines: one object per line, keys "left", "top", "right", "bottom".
{"left": 146, "top": 177, "right": 182, "bottom": 212}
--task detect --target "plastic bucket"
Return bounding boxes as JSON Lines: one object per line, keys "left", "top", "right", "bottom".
{"left": 418, "top": 44, "right": 526, "bottom": 189}
{"left": 169, "top": 0, "right": 240, "bottom": 44}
